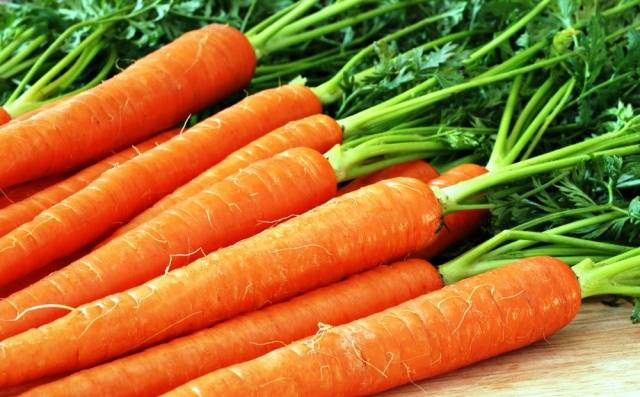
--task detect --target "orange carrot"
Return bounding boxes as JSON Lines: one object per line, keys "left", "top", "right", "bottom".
{"left": 0, "top": 147, "right": 336, "bottom": 339}
{"left": 0, "top": 129, "right": 178, "bottom": 236}
{"left": 0, "top": 84, "right": 321, "bottom": 288}
{"left": 419, "top": 163, "right": 489, "bottom": 259}
{"left": 338, "top": 160, "right": 439, "bottom": 195}
{"left": 0, "top": 24, "right": 256, "bottom": 188}
{"left": 0, "top": 176, "right": 65, "bottom": 210}
{"left": 22, "top": 259, "right": 443, "bottom": 397}
{"left": 164, "top": 257, "right": 580, "bottom": 397}
{"left": 0, "top": 177, "right": 440, "bottom": 386}
{"left": 109, "top": 114, "right": 342, "bottom": 238}
{"left": 0, "top": 108, "right": 10, "bottom": 126}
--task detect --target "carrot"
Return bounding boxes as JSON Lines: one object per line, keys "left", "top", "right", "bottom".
{"left": 0, "top": 108, "right": 10, "bottom": 126}
{"left": 0, "top": 129, "right": 178, "bottom": 236}
{"left": 0, "top": 147, "right": 337, "bottom": 339}
{"left": 337, "top": 159, "right": 439, "bottom": 195}
{"left": 163, "top": 257, "right": 580, "bottom": 397}
{"left": 109, "top": 114, "right": 342, "bottom": 238}
{"left": 0, "top": 24, "right": 256, "bottom": 188}
{"left": 0, "top": 84, "right": 321, "bottom": 289}
{"left": 0, "top": 177, "right": 440, "bottom": 386}
{"left": 0, "top": 176, "right": 65, "bottom": 210}
{"left": 22, "top": 259, "right": 443, "bottom": 397}
{"left": 419, "top": 163, "right": 489, "bottom": 259}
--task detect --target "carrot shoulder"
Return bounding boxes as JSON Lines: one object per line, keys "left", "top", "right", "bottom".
{"left": 22, "top": 259, "right": 443, "bottom": 397}
{"left": 164, "top": 257, "right": 581, "bottom": 397}
{"left": 0, "top": 24, "right": 256, "bottom": 188}
{"left": 338, "top": 160, "right": 439, "bottom": 195}
{"left": 0, "top": 129, "right": 178, "bottom": 236}
{"left": 0, "top": 84, "right": 321, "bottom": 288}
{"left": 0, "top": 177, "right": 440, "bottom": 386}
{"left": 110, "top": 114, "right": 342, "bottom": 237}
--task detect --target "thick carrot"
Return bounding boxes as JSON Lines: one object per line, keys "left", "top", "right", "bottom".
{"left": 110, "top": 114, "right": 342, "bottom": 238}
{"left": 22, "top": 259, "right": 443, "bottom": 397}
{"left": 0, "top": 147, "right": 337, "bottom": 339}
{"left": 338, "top": 159, "right": 439, "bottom": 195}
{"left": 0, "top": 84, "right": 321, "bottom": 288}
{"left": 0, "top": 24, "right": 256, "bottom": 188}
{"left": 0, "top": 176, "right": 65, "bottom": 210}
{"left": 0, "top": 129, "right": 178, "bottom": 236}
{"left": 164, "top": 257, "right": 581, "bottom": 397}
{"left": 419, "top": 163, "right": 489, "bottom": 259}
{"left": 0, "top": 177, "right": 440, "bottom": 386}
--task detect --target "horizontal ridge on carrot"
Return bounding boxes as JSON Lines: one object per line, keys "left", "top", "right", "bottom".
{"left": 0, "top": 176, "right": 65, "bottom": 210}
{"left": 22, "top": 259, "right": 442, "bottom": 397}
{"left": 0, "top": 129, "right": 178, "bottom": 236}
{"left": 164, "top": 257, "right": 580, "bottom": 397}
{"left": 0, "top": 24, "right": 256, "bottom": 188}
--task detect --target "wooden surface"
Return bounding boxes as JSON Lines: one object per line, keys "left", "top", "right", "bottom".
{"left": 381, "top": 300, "right": 638, "bottom": 396}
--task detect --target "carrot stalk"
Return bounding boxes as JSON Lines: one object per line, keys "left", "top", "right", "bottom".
{"left": 0, "top": 84, "right": 321, "bottom": 289}
{"left": 162, "top": 257, "right": 580, "bottom": 397}
{"left": 22, "top": 259, "right": 443, "bottom": 397}
{"left": 0, "top": 129, "right": 178, "bottom": 236}
{"left": 110, "top": 114, "right": 342, "bottom": 237}
{"left": 0, "top": 147, "right": 337, "bottom": 339}
{"left": 0, "top": 24, "right": 256, "bottom": 188}
{"left": 0, "top": 177, "right": 440, "bottom": 386}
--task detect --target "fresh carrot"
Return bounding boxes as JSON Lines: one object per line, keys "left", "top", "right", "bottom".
{"left": 163, "top": 257, "right": 580, "bottom": 397}
{"left": 0, "top": 129, "right": 178, "bottom": 236}
{"left": 418, "top": 163, "right": 489, "bottom": 259}
{"left": 337, "top": 160, "right": 439, "bottom": 195}
{"left": 0, "top": 177, "right": 440, "bottom": 386}
{"left": 0, "top": 24, "right": 256, "bottom": 188}
{"left": 0, "top": 84, "right": 321, "bottom": 289}
{"left": 0, "top": 147, "right": 337, "bottom": 339}
{"left": 109, "top": 114, "right": 342, "bottom": 238}
{"left": 0, "top": 108, "right": 10, "bottom": 126}
{"left": 0, "top": 176, "right": 65, "bottom": 210}
{"left": 21, "top": 259, "right": 443, "bottom": 397}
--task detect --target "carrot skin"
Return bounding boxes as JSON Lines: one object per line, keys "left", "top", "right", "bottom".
{"left": 164, "top": 257, "right": 581, "bottom": 397}
{"left": 110, "top": 114, "right": 342, "bottom": 237}
{"left": 0, "top": 108, "right": 10, "bottom": 126}
{"left": 0, "top": 176, "right": 66, "bottom": 210}
{"left": 338, "top": 160, "right": 439, "bottom": 195}
{"left": 0, "top": 147, "right": 337, "bottom": 339}
{"left": 419, "top": 163, "right": 490, "bottom": 258}
{"left": 0, "top": 24, "right": 256, "bottom": 188}
{"left": 0, "top": 84, "right": 321, "bottom": 288}
{"left": 0, "top": 177, "right": 440, "bottom": 386}
{"left": 22, "top": 260, "right": 443, "bottom": 397}
{"left": 0, "top": 129, "right": 178, "bottom": 236}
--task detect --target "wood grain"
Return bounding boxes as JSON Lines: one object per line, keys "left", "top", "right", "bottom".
{"left": 381, "top": 300, "right": 639, "bottom": 396}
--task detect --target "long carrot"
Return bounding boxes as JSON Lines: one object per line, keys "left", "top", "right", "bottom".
{"left": 109, "top": 114, "right": 342, "bottom": 238}
{"left": 0, "top": 129, "right": 178, "bottom": 236}
{"left": 0, "top": 24, "right": 256, "bottom": 188}
{"left": 0, "top": 176, "right": 65, "bottom": 210}
{"left": 0, "top": 177, "right": 440, "bottom": 386}
{"left": 163, "top": 257, "right": 580, "bottom": 397}
{"left": 0, "top": 84, "right": 321, "bottom": 288}
{"left": 337, "top": 159, "right": 439, "bottom": 195}
{"left": 22, "top": 259, "right": 443, "bottom": 397}
{"left": 0, "top": 147, "right": 337, "bottom": 339}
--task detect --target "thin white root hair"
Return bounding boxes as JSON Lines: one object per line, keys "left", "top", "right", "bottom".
{"left": 6, "top": 303, "right": 75, "bottom": 321}
{"left": 164, "top": 247, "right": 207, "bottom": 274}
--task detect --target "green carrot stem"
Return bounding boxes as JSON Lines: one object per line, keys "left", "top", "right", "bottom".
{"left": 245, "top": 1, "right": 300, "bottom": 36}
{"left": 463, "top": 0, "right": 551, "bottom": 65}
{"left": 41, "top": 42, "right": 104, "bottom": 98}
{"left": 0, "top": 56, "right": 38, "bottom": 79}
{"left": 0, "top": 27, "right": 35, "bottom": 65}
{"left": 486, "top": 75, "right": 523, "bottom": 170}
{"left": 475, "top": 40, "right": 546, "bottom": 78}
{"left": 0, "top": 34, "right": 46, "bottom": 76}
{"left": 255, "top": 48, "right": 341, "bottom": 74}
{"left": 575, "top": 256, "right": 640, "bottom": 298}
{"left": 601, "top": 0, "right": 640, "bottom": 17}
{"left": 272, "top": 0, "right": 364, "bottom": 38}
{"left": 337, "top": 151, "right": 440, "bottom": 181}
{"left": 507, "top": 77, "right": 554, "bottom": 150}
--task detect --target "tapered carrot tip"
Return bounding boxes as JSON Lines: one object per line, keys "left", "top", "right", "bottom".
{"left": 163, "top": 256, "right": 580, "bottom": 397}
{"left": 0, "top": 107, "right": 10, "bottom": 126}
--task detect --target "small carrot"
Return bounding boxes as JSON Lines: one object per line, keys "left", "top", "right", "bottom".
{"left": 0, "top": 24, "right": 256, "bottom": 188}
{"left": 0, "top": 147, "right": 337, "bottom": 339}
{"left": 0, "top": 176, "right": 65, "bottom": 210}
{"left": 0, "top": 84, "right": 321, "bottom": 288}
{"left": 0, "top": 177, "right": 440, "bottom": 385}
{"left": 0, "top": 129, "right": 178, "bottom": 236}
{"left": 337, "top": 159, "right": 439, "bottom": 195}
{"left": 110, "top": 114, "right": 342, "bottom": 237}
{"left": 21, "top": 259, "right": 443, "bottom": 397}
{"left": 163, "top": 257, "right": 580, "bottom": 397}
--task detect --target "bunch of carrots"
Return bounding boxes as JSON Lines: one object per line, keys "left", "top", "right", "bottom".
{"left": 1, "top": 1, "right": 640, "bottom": 396}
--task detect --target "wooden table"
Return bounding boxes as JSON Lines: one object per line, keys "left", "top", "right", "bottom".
{"left": 381, "top": 300, "right": 638, "bottom": 396}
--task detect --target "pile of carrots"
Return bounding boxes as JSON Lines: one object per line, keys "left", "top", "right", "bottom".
{"left": 1, "top": 1, "right": 639, "bottom": 396}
